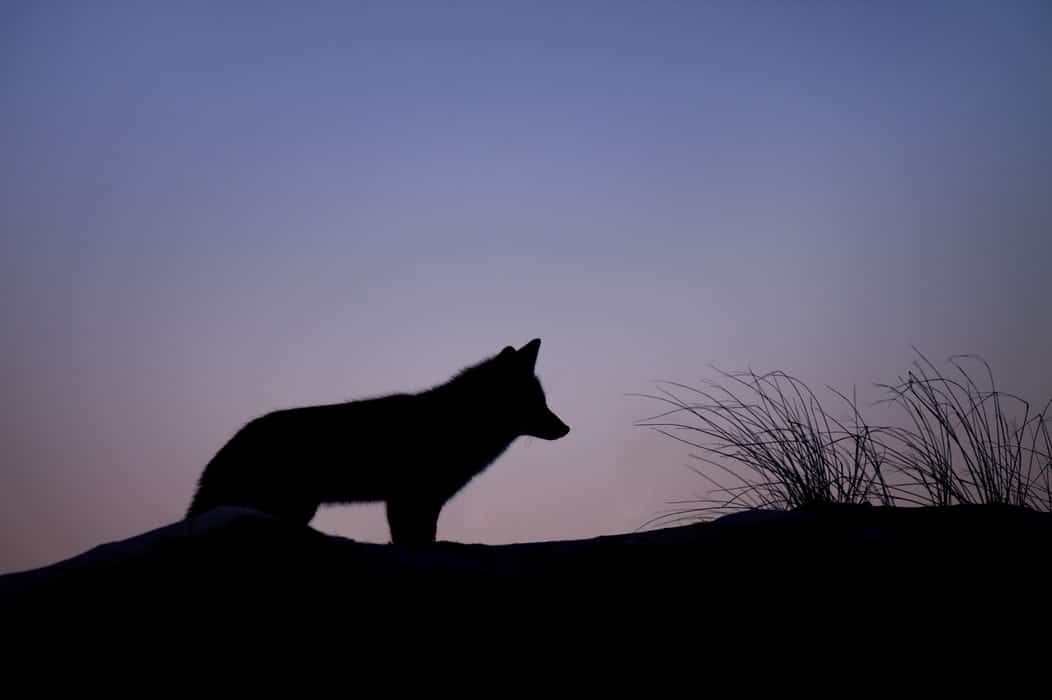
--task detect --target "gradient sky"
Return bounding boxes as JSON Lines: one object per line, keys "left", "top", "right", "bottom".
{"left": 3, "top": 1, "right": 1050, "bottom": 573}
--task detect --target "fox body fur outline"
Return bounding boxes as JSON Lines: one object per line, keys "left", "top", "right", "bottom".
{"left": 187, "top": 338, "right": 569, "bottom": 544}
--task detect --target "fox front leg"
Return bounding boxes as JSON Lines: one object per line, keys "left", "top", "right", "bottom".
{"left": 385, "top": 498, "right": 443, "bottom": 545}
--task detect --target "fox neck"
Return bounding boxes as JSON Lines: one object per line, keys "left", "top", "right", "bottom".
{"left": 420, "top": 384, "right": 520, "bottom": 469}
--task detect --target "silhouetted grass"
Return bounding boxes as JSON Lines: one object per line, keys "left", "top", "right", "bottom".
{"left": 877, "top": 351, "right": 1052, "bottom": 511}
{"left": 635, "top": 352, "right": 1052, "bottom": 527}
{"left": 632, "top": 368, "right": 892, "bottom": 527}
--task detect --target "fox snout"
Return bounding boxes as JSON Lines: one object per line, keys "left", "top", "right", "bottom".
{"left": 525, "top": 408, "right": 570, "bottom": 441}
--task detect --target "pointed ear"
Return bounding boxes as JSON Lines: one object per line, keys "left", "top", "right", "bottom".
{"left": 517, "top": 338, "right": 541, "bottom": 370}
{"left": 498, "top": 345, "right": 516, "bottom": 361}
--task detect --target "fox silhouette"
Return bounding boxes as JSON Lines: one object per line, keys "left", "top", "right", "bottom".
{"left": 187, "top": 338, "right": 569, "bottom": 544}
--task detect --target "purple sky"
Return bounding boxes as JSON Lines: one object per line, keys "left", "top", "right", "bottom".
{"left": 3, "top": 1, "right": 1051, "bottom": 573}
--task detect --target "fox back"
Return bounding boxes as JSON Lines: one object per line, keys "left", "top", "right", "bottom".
{"left": 186, "top": 338, "right": 569, "bottom": 544}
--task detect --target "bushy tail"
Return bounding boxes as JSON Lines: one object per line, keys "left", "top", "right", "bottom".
{"left": 186, "top": 484, "right": 210, "bottom": 519}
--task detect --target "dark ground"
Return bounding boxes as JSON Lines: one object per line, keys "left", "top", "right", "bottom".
{"left": 4, "top": 503, "right": 1048, "bottom": 632}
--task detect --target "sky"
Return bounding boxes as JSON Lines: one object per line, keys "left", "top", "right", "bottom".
{"left": 3, "top": 1, "right": 1050, "bottom": 573}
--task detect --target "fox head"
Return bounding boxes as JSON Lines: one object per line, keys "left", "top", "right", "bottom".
{"left": 491, "top": 338, "right": 570, "bottom": 441}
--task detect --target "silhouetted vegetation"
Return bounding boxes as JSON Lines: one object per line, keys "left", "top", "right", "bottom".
{"left": 878, "top": 352, "right": 1052, "bottom": 511}
{"left": 635, "top": 351, "right": 1052, "bottom": 525}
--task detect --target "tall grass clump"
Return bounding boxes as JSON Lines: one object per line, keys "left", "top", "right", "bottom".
{"left": 877, "top": 351, "right": 1052, "bottom": 510}
{"left": 632, "top": 368, "right": 893, "bottom": 526}
{"left": 635, "top": 351, "right": 1052, "bottom": 527}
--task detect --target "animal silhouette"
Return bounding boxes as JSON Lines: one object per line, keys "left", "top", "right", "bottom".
{"left": 187, "top": 339, "right": 569, "bottom": 544}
